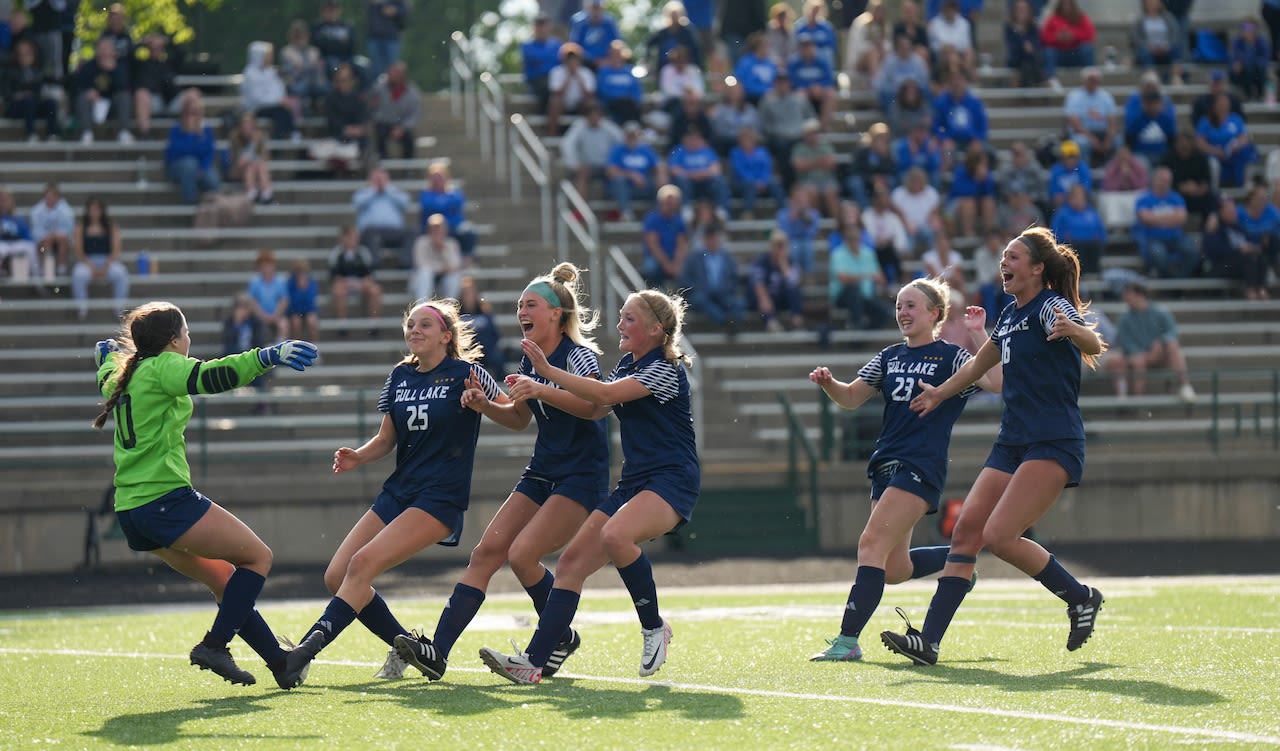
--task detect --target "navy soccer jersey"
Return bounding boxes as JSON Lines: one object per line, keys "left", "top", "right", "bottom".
{"left": 990, "top": 288, "right": 1086, "bottom": 444}
{"left": 608, "top": 348, "right": 699, "bottom": 484}
{"left": 376, "top": 357, "right": 502, "bottom": 507}
{"left": 857, "top": 340, "right": 980, "bottom": 491}
{"left": 518, "top": 337, "right": 609, "bottom": 487}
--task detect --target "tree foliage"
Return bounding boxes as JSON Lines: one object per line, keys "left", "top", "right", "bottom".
{"left": 76, "top": 0, "right": 224, "bottom": 59}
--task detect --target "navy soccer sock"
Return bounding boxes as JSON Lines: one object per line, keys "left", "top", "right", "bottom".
{"left": 307, "top": 596, "right": 358, "bottom": 652}
{"left": 432, "top": 583, "right": 486, "bottom": 660}
{"left": 1033, "top": 555, "right": 1090, "bottom": 605}
{"left": 617, "top": 553, "right": 662, "bottom": 630}
{"left": 356, "top": 591, "right": 409, "bottom": 648}
{"left": 207, "top": 568, "right": 265, "bottom": 646}
{"left": 523, "top": 567, "right": 554, "bottom": 613}
{"left": 237, "top": 609, "right": 287, "bottom": 669}
{"left": 525, "top": 588, "right": 580, "bottom": 668}
{"left": 921, "top": 576, "right": 971, "bottom": 648}
{"left": 908, "top": 546, "right": 951, "bottom": 579}
{"left": 839, "top": 565, "right": 886, "bottom": 638}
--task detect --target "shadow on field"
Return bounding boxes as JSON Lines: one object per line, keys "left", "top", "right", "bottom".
{"left": 881, "top": 660, "right": 1225, "bottom": 706}
{"left": 83, "top": 694, "right": 319, "bottom": 746}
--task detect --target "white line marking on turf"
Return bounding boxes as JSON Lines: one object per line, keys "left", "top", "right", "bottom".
{"left": 951, "top": 745, "right": 1031, "bottom": 751}
{"left": 3, "top": 646, "right": 1277, "bottom": 746}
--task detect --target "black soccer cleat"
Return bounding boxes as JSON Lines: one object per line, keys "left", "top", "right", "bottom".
{"left": 273, "top": 631, "right": 325, "bottom": 690}
{"left": 190, "top": 642, "right": 257, "bottom": 685}
{"left": 393, "top": 630, "right": 447, "bottom": 681}
{"left": 879, "top": 607, "right": 938, "bottom": 666}
{"left": 541, "top": 627, "right": 581, "bottom": 678}
{"left": 1066, "top": 587, "right": 1104, "bottom": 651}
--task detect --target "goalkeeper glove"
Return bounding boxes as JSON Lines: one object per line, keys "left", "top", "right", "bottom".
{"left": 94, "top": 339, "right": 120, "bottom": 368}
{"left": 258, "top": 340, "right": 319, "bottom": 372}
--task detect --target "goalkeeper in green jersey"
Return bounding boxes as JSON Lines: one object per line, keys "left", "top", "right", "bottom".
{"left": 93, "top": 300, "right": 322, "bottom": 689}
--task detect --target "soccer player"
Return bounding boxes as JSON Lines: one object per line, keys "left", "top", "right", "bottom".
{"left": 479, "top": 289, "right": 699, "bottom": 684}
{"left": 881, "top": 226, "right": 1107, "bottom": 666}
{"left": 808, "top": 278, "right": 1001, "bottom": 663}
{"left": 389, "top": 263, "right": 609, "bottom": 681}
{"left": 286, "top": 299, "right": 508, "bottom": 680}
{"left": 92, "top": 301, "right": 319, "bottom": 688}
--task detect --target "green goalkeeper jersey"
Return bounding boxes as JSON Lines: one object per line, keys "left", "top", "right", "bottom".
{"left": 97, "top": 349, "right": 271, "bottom": 511}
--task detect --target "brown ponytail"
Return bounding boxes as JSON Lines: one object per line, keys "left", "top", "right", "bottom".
{"left": 93, "top": 302, "right": 186, "bottom": 429}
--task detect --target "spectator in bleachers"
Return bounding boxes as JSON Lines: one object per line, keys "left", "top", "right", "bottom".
{"left": 1051, "top": 183, "right": 1106, "bottom": 275}
{"left": 926, "top": 0, "right": 974, "bottom": 76}
{"left": 752, "top": 228, "right": 806, "bottom": 331}
{"left": 647, "top": 2, "right": 703, "bottom": 74}
{"left": 1134, "top": 166, "right": 1200, "bottom": 278}
{"left": 759, "top": 70, "right": 812, "bottom": 188}
{"left": 228, "top": 110, "right": 275, "bottom": 205}
{"left": 687, "top": 197, "right": 726, "bottom": 246}
{"left": 1005, "top": 0, "right": 1045, "bottom": 87}
{"left": 98, "top": 4, "right": 135, "bottom": 73}
{"left": 70, "top": 196, "right": 129, "bottom": 320}
{"left": 794, "top": 0, "right": 839, "bottom": 69}
{"left": 932, "top": 71, "right": 988, "bottom": 152}
{"left": 1229, "top": 19, "right": 1272, "bottom": 102}
{"left": 847, "top": 121, "right": 898, "bottom": 205}
{"left": 222, "top": 293, "right": 269, "bottom": 407}
{"left": 659, "top": 44, "right": 705, "bottom": 117}
{"left": 74, "top": 36, "right": 134, "bottom": 144}
{"left": 1235, "top": 184, "right": 1280, "bottom": 267}
{"left": 997, "top": 140, "right": 1047, "bottom": 204}
{"left": 999, "top": 180, "right": 1046, "bottom": 231}
{"left": 132, "top": 34, "right": 179, "bottom": 140}
{"left": 26, "top": 0, "right": 66, "bottom": 88}
{"left": 410, "top": 214, "right": 463, "bottom": 304}
{"left": 1, "top": 9, "right": 38, "bottom": 71}
{"left": 1040, "top": 0, "right": 1096, "bottom": 91}
{"left": 668, "top": 126, "right": 732, "bottom": 216}
{"left": 791, "top": 118, "right": 841, "bottom": 219}
{"left": 354, "top": 166, "right": 412, "bottom": 268}
{"left": 844, "top": 0, "right": 890, "bottom": 90}
{"left": 864, "top": 186, "right": 912, "bottom": 280}
{"left": 3, "top": 38, "right": 58, "bottom": 141}
{"left": 1195, "top": 90, "right": 1257, "bottom": 188}
{"left": 1202, "top": 194, "right": 1270, "bottom": 299}
{"left": 892, "top": 166, "right": 942, "bottom": 251}
{"left": 562, "top": 101, "right": 623, "bottom": 200}
{"left": 892, "top": 121, "right": 941, "bottom": 185}
{"left": 1102, "top": 145, "right": 1150, "bottom": 191}
{"left": 1107, "top": 280, "right": 1196, "bottom": 402}
{"left": 368, "top": 61, "right": 421, "bottom": 160}
{"left": 683, "top": 0, "right": 717, "bottom": 58}
{"left": 606, "top": 121, "right": 665, "bottom": 222}
{"left": 458, "top": 275, "right": 506, "bottom": 377}
{"left": 365, "top": 0, "right": 408, "bottom": 82}
{"left": 789, "top": 36, "right": 836, "bottom": 126}
{"left": 972, "top": 229, "right": 1013, "bottom": 320}
{"left": 596, "top": 40, "right": 643, "bottom": 125}
{"left": 776, "top": 182, "right": 822, "bottom": 279}
{"left": 1130, "top": 0, "right": 1184, "bottom": 82}
{"left": 1047, "top": 139, "right": 1092, "bottom": 208}
{"left": 281, "top": 20, "right": 329, "bottom": 116}
{"left": 1162, "top": 131, "right": 1216, "bottom": 218}
{"left": 325, "top": 63, "right": 369, "bottom": 156}
{"left": 875, "top": 32, "right": 931, "bottom": 114}
{"left": 312, "top": 0, "right": 359, "bottom": 81}
{"left": 947, "top": 144, "right": 997, "bottom": 238}
{"left": 669, "top": 83, "right": 712, "bottom": 147}
{"left": 30, "top": 182, "right": 73, "bottom": 277}
{"left": 0, "top": 188, "right": 37, "bottom": 280}
{"left": 683, "top": 220, "right": 746, "bottom": 330}
{"left": 286, "top": 258, "right": 320, "bottom": 344}
{"left": 522, "top": 13, "right": 562, "bottom": 114}
{"left": 546, "top": 42, "right": 596, "bottom": 136}
{"left": 242, "top": 42, "right": 297, "bottom": 141}
{"left": 1124, "top": 72, "right": 1177, "bottom": 165}
{"left": 730, "top": 126, "right": 785, "bottom": 220}
{"left": 418, "top": 163, "right": 477, "bottom": 265}
{"left": 887, "top": 81, "right": 934, "bottom": 142}
{"left": 247, "top": 248, "right": 289, "bottom": 340}
{"left": 569, "top": 0, "right": 620, "bottom": 68}
{"left": 920, "top": 225, "right": 966, "bottom": 292}
{"left": 328, "top": 226, "right": 383, "bottom": 337}
{"left": 734, "top": 31, "right": 779, "bottom": 105}
{"left": 163, "top": 89, "right": 221, "bottom": 206}
{"left": 765, "top": 2, "right": 796, "bottom": 65}
{"left": 828, "top": 204, "right": 890, "bottom": 329}
{"left": 709, "top": 79, "right": 761, "bottom": 156}
{"left": 1163, "top": 0, "right": 1194, "bottom": 51}
{"left": 1064, "top": 67, "right": 1119, "bottom": 167}
{"left": 892, "top": 0, "right": 932, "bottom": 64}
{"left": 640, "top": 183, "right": 690, "bottom": 287}
{"left": 1192, "top": 70, "right": 1245, "bottom": 127}
{"left": 720, "top": 0, "right": 768, "bottom": 64}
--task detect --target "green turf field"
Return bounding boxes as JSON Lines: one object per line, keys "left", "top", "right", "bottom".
{"left": 2, "top": 575, "right": 1278, "bottom": 750}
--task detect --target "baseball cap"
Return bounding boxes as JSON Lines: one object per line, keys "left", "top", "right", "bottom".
{"left": 1060, "top": 140, "right": 1080, "bottom": 157}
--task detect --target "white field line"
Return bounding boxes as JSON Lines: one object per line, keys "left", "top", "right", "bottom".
{"left": 1, "top": 646, "right": 1277, "bottom": 747}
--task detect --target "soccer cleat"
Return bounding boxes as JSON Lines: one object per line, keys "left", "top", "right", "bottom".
{"left": 190, "top": 642, "right": 257, "bottom": 685}
{"left": 375, "top": 647, "right": 408, "bottom": 679}
{"left": 639, "top": 619, "right": 673, "bottom": 677}
{"left": 393, "top": 630, "right": 447, "bottom": 681}
{"left": 273, "top": 631, "right": 324, "bottom": 690}
{"left": 479, "top": 645, "right": 543, "bottom": 685}
{"left": 879, "top": 608, "right": 938, "bottom": 666}
{"left": 541, "top": 627, "right": 581, "bottom": 678}
{"left": 809, "top": 634, "right": 863, "bottom": 662}
{"left": 1066, "top": 587, "right": 1104, "bottom": 651}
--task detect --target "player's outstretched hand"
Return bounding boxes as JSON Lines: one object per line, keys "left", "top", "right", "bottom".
{"left": 333, "top": 446, "right": 360, "bottom": 474}
{"left": 259, "top": 340, "right": 319, "bottom": 371}
{"left": 809, "top": 367, "right": 834, "bottom": 385}
{"left": 460, "top": 372, "right": 490, "bottom": 412}
{"left": 94, "top": 339, "right": 120, "bottom": 368}
{"left": 911, "top": 381, "right": 942, "bottom": 416}
{"left": 962, "top": 305, "right": 987, "bottom": 333}
{"left": 1047, "top": 310, "right": 1079, "bottom": 342}
{"left": 520, "top": 339, "right": 551, "bottom": 376}
{"left": 505, "top": 374, "right": 545, "bottom": 403}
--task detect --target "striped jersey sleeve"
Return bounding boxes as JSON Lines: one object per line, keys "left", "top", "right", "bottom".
{"left": 953, "top": 346, "right": 981, "bottom": 399}
{"left": 1038, "top": 295, "right": 1084, "bottom": 335}
{"left": 376, "top": 369, "right": 396, "bottom": 413}
{"left": 566, "top": 346, "right": 602, "bottom": 379}
{"left": 856, "top": 349, "right": 888, "bottom": 389}
{"left": 631, "top": 358, "right": 682, "bottom": 404}
{"left": 469, "top": 363, "right": 502, "bottom": 400}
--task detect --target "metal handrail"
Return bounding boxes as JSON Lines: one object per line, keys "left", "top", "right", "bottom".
{"left": 509, "top": 113, "right": 552, "bottom": 245}
{"left": 556, "top": 180, "right": 601, "bottom": 311}
{"left": 477, "top": 71, "right": 508, "bottom": 180}
{"left": 776, "top": 392, "right": 820, "bottom": 532}
{"left": 448, "top": 32, "right": 475, "bottom": 133}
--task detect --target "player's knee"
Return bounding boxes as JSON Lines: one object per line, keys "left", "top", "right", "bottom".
{"left": 856, "top": 528, "right": 891, "bottom": 561}
{"left": 321, "top": 566, "right": 343, "bottom": 595}
{"left": 981, "top": 525, "right": 1018, "bottom": 556}
{"left": 467, "top": 539, "right": 508, "bottom": 576}
{"left": 599, "top": 525, "right": 634, "bottom": 561}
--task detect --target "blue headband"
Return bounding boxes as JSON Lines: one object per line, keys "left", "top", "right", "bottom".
{"left": 525, "top": 281, "right": 563, "bottom": 308}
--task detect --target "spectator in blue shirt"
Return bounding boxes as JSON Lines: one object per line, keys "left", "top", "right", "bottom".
{"left": 874, "top": 33, "right": 931, "bottom": 115}
{"left": 892, "top": 122, "right": 942, "bottom": 185}
{"left": 1123, "top": 74, "right": 1177, "bottom": 164}
{"left": 163, "top": 90, "right": 221, "bottom": 206}
{"left": 594, "top": 40, "right": 643, "bottom": 125}
{"left": 733, "top": 32, "right": 778, "bottom": 104}
{"left": 606, "top": 122, "right": 666, "bottom": 222}
{"left": 641, "top": 184, "right": 690, "bottom": 287}
{"left": 1051, "top": 184, "right": 1106, "bottom": 275}
{"left": 1133, "top": 166, "right": 1199, "bottom": 278}
{"left": 793, "top": 0, "right": 839, "bottom": 67}
{"left": 1047, "top": 139, "right": 1092, "bottom": 208}
{"left": 354, "top": 167, "right": 413, "bottom": 268}
{"left": 752, "top": 229, "right": 806, "bottom": 332}
{"left": 932, "top": 72, "right": 987, "bottom": 150}
{"left": 668, "top": 127, "right": 731, "bottom": 215}
{"left": 1196, "top": 91, "right": 1257, "bottom": 188}
{"left": 522, "top": 13, "right": 562, "bottom": 113}
{"left": 776, "top": 183, "right": 822, "bottom": 280}
{"left": 682, "top": 220, "right": 746, "bottom": 329}
{"left": 1229, "top": 19, "right": 1272, "bottom": 101}
{"left": 1236, "top": 185, "right": 1280, "bottom": 266}
{"left": 646, "top": 1, "right": 703, "bottom": 73}
{"left": 946, "top": 146, "right": 996, "bottom": 238}
{"left": 788, "top": 36, "right": 835, "bottom": 126}
{"left": 729, "top": 127, "right": 786, "bottom": 219}
{"left": 569, "top": 0, "right": 620, "bottom": 68}
{"left": 1202, "top": 194, "right": 1269, "bottom": 300}
{"left": 418, "top": 163, "right": 476, "bottom": 263}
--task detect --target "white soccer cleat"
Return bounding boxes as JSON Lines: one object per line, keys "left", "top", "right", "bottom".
{"left": 479, "top": 645, "right": 542, "bottom": 685}
{"left": 639, "top": 619, "right": 672, "bottom": 677}
{"left": 375, "top": 647, "right": 407, "bottom": 679}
